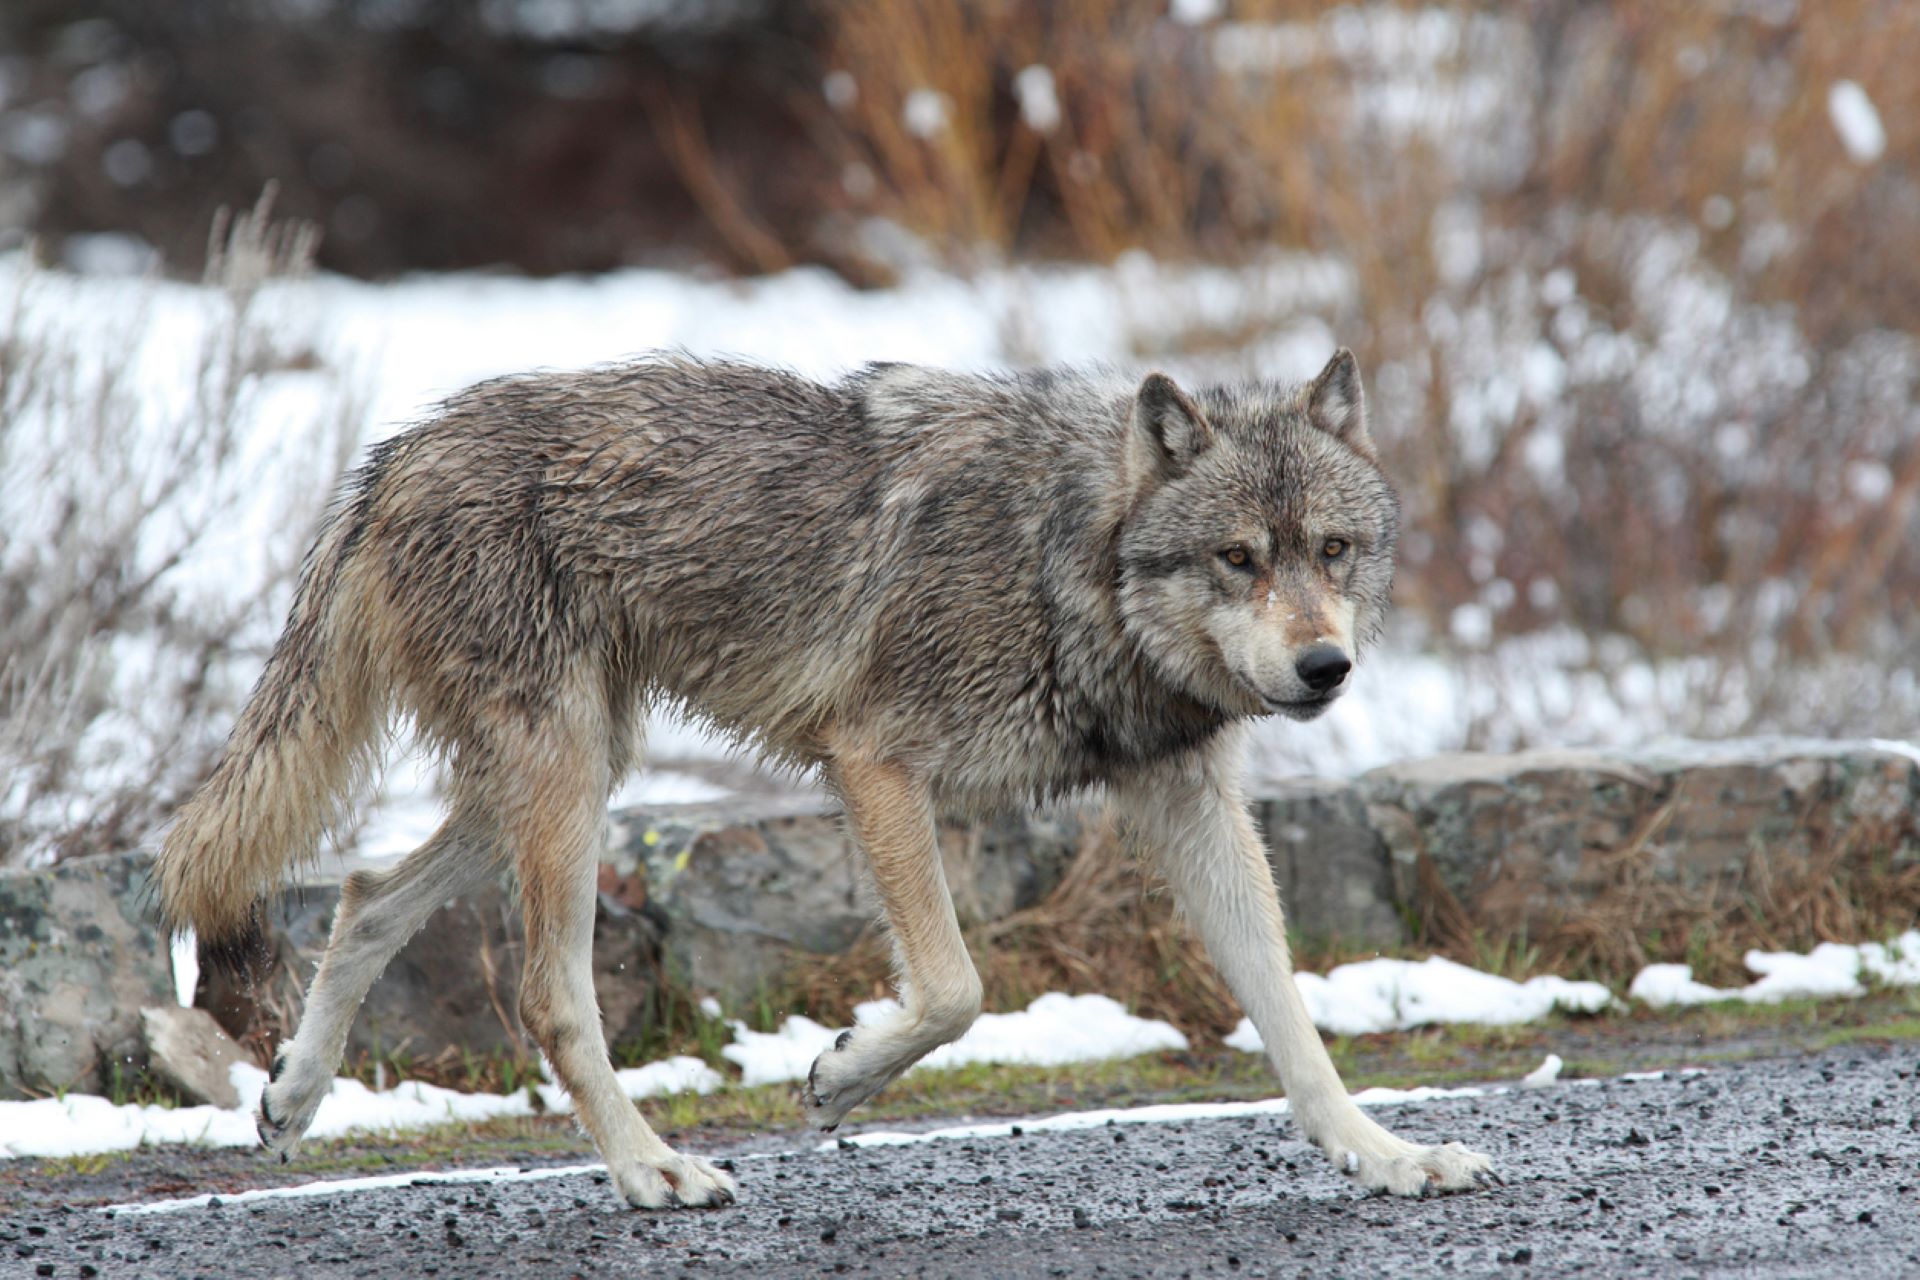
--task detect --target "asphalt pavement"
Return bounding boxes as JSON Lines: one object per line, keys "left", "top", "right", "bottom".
{"left": 6, "top": 1044, "right": 1917, "bottom": 1278}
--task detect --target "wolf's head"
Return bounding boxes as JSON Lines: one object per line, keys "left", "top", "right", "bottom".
{"left": 1115, "top": 349, "right": 1399, "bottom": 722}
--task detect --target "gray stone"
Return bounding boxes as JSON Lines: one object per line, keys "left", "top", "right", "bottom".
{"left": 604, "top": 798, "right": 1083, "bottom": 1001}
{"left": 141, "top": 1005, "right": 247, "bottom": 1107}
{"left": 1258, "top": 780, "right": 1400, "bottom": 947}
{"left": 0, "top": 851, "right": 175, "bottom": 1099}
{"left": 1356, "top": 740, "right": 1920, "bottom": 940}
{"left": 245, "top": 867, "right": 667, "bottom": 1069}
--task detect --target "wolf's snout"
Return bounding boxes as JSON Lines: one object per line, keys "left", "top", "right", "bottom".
{"left": 1295, "top": 644, "right": 1351, "bottom": 693}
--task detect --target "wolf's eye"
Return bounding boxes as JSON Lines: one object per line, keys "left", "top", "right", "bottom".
{"left": 1221, "top": 546, "right": 1252, "bottom": 569}
{"left": 1322, "top": 538, "right": 1350, "bottom": 560}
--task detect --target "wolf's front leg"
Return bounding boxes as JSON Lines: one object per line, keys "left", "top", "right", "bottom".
{"left": 804, "top": 749, "right": 984, "bottom": 1130}
{"left": 1114, "top": 732, "right": 1494, "bottom": 1196}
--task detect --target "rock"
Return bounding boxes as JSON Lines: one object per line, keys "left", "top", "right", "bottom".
{"left": 141, "top": 1005, "right": 247, "bottom": 1107}
{"left": 1259, "top": 780, "right": 1400, "bottom": 947}
{"left": 1360, "top": 739, "right": 1920, "bottom": 941}
{"left": 605, "top": 798, "right": 1083, "bottom": 1001}
{"left": 0, "top": 851, "right": 175, "bottom": 1099}
{"left": 8, "top": 739, "right": 1911, "bottom": 1097}
{"left": 248, "top": 867, "right": 668, "bottom": 1068}
{"left": 1361, "top": 749, "right": 1661, "bottom": 928}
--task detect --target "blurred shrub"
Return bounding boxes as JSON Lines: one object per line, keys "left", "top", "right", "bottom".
{"left": 3, "top": 1, "right": 1913, "bottom": 741}
{"left": 0, "top": 192, "right": 359, "bottom": 866}
{"left": 809, "top": 0, "right": 1919, "bottom": 735}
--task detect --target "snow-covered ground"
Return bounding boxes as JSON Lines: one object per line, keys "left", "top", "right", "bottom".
{"left": 8, "top": 931, "right": 1917, "bottom": 1161}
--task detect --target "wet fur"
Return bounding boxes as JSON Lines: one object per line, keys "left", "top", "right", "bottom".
{"left": 155, "top": 349, "right": 1492, "bottom": 1208}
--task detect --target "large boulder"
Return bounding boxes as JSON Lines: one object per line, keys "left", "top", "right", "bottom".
{"left": 1258, "top": 779, "right": 1401, "bottom": 947}
{"left": 1360, "top": 739, "right": 1920, "bottom": 937}
{"left": 0, "top": 851, "right": 176, "bottom": 1097}
{"left": 220, "top": 863, "right": 669, "bottom": 1070}
{"left": 603, "top": 799, "right": 1084, "bottom": 1000}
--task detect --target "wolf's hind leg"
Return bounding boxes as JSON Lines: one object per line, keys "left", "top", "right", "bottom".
{"left": 505, "top": 711, "right": 736, "bottom": 1210}
{"left": 805, "top": 753, "right": 983, "bottom": 1130}
{"left": 257, "top": 802, "right": 502, "bottom": 1158}
{"left": 1115, "top": 735, "right": 1495, "bottom": 1197}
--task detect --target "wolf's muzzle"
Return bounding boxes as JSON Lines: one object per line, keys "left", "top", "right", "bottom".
{"left": 1295, "top": 643, "right": 1351, "bottom": 694}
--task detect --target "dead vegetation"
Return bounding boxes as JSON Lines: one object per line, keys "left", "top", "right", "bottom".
{"left": 1472, "top": 815, "right": 1920, "bottom": 991}
{"left": 0, "top": 189, "right": 361, "bottom": 868}
{"left": 803, "top": 0, "right": 1920, "bottom": 740}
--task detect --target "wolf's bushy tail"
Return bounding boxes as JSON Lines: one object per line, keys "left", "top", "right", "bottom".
{"left": 155, "top": 508, "right": 384, "bottom": 967}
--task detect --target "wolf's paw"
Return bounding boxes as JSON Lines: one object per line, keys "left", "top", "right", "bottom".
{"left": 255, "top": 1048, "right": 328, "bottom": 1161}
{"left": 1333, "top": 1138, "right": 1496, "bottom": 1197}
{"left": 803, "top": 1028, "right": 893, "bottom": 1131}
{"left": 611, "top": 1153, "right": 739, "bottom": 1210}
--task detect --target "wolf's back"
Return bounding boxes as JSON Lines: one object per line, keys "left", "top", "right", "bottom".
{"left": 154, "top": 500, "right": 384, "bottom": 966}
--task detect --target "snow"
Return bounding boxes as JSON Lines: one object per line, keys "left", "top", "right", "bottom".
{"left": 723, "top": 992, "right": 1188, "bottom": 1087}
{"left": 0, "top": 1053, "right": 721, "bottom": 1161}
{"left": 1827, "top": 81, "right": 1886, "bottom": 164}
{"left": 721, "top": 1012, "right": 842, "bottom": 1088}
{"left": 1013, "top": 65, "right": 1061, "bottom": 133}
{"left": 1630, "top": 931, "right": 1920, "bottom": 1008}
{"left": 10, "top": 930, "right": 1915, "bottom": 1161}
{"left": 170, "top": 929, "right": 198, "bottom": 1009}
{"left": 1170, "top": 0, "right": 1223, "bottom": 23}
{"left": 902, "top": 88, "right": 950, "bottom": 139}
{"left": 1520, "top": 1054, "right": 1563, "bottom": 1088}
{"left": 33, "top": 244, "right": 1380, "bottom": 833}
{"left": 1224, "top": 956, "right": 1613, "bottom": 1046}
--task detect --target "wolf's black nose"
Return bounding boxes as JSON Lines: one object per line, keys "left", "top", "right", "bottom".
{"left": 1296, "top": 644, "right": 1351, "bottom": 693}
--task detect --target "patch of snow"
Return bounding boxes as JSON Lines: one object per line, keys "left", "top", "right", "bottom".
{"left": 1828, "top": 80, "right": 1886, "bottom": 164}
{"left": 1229, "top": 957, "right": 1612, "bottom": 1047}
{"left": 0, "top": 1052, "right": 717, "bottom": 1161}
{"left": 823, "top": 70, "right": 857, "bottom": 111}
{"left": 1628, "top": 963, "right": 1737, "bottom": 1007}
{"left": 1630, "top": 931, "right": 1920, "bottom": 1007}
{"left": 1170, "top": 0, "right": 1223, "bottom": 23}
{"left": 1520, "top": 1053, "right": 1563, "bottom": 1088}
{"left": 723, "top": 992, "right": 1188, "bottom": 1087}
{"left": 1449, "top": 603, "right": 1494, "bottom": 648}
{"left": 538, "top": 1056, "right": 723, "bottom": 1114}
{"left": 721, "top": 1012, "right": 841, "bottom": 1088}
{"left": 902, "top": 88, "right": 949, "bottom": 139}
{"left": 1013, "top": 65, "right": 1060, "bottom": 133}
{"left": 918, "top": 993, "right": 1188, "bottom": 1069}
{"left": 170, "top": 929, "right": 198, "bottom": 1009}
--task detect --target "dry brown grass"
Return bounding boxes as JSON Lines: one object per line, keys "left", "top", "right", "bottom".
{"left": 783, "top": 810, "right": 1920, "bottom": 1042}
{"left": 1484, "top": 815, "right": 1920, "bottom": 990}
{"left": 800, "top": 1, "right": 1920, "bottom": 737}
{"left": 778, "top": 818, "right": 1247, "bottom": 1046}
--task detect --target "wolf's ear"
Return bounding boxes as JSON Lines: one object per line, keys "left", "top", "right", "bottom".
{"left": 1131, "top": 372, "right": 1213, "bottom": 483}
{"left": 1307, "top": 348, "right": 1374, "bottom": 457}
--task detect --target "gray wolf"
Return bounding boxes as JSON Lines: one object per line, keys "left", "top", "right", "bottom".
{"left": 155, "top": 348, "right": 1493, "bottom": 1208}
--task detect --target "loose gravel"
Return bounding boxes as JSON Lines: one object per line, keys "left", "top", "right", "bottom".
{"left": 6, "top": 1044, "right": 1917, "bottom": 1278}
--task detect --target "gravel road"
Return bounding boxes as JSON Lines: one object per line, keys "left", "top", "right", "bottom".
{"left": 7, "top": 1044, "right": 1916, "bottom": 1278}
